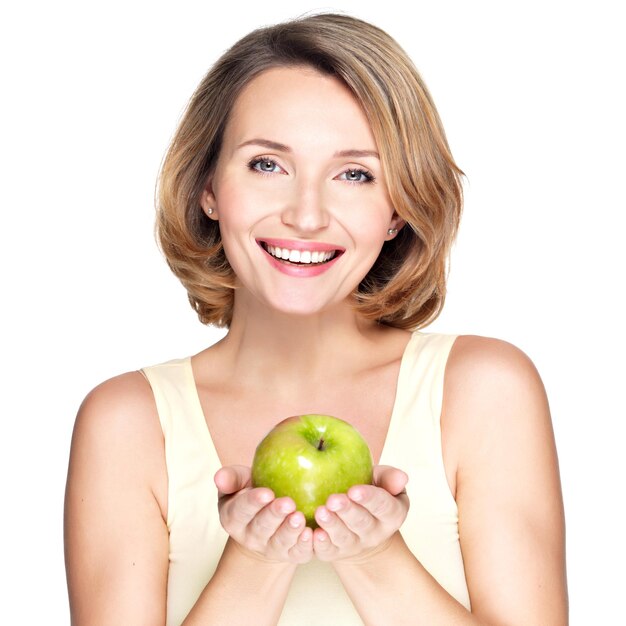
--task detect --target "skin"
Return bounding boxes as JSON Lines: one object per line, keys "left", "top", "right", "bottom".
{"left": 64, "top": 66, "right": 568, "bottom": 625}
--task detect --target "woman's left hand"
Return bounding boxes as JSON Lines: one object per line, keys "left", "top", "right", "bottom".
{"left": 312, "top": 465, "right": 409, "bottom": 563}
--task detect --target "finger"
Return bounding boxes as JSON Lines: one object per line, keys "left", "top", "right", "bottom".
{"left": 347, "top": 483, "right": 408, "bottom": 523}
{"left": 315, "top": 502, "right": 357, "bottom": 548}
{"left": 372, "top": 465, "right": 408, "bottom": 495}
{"left": 214, "top": 465, "right": 252, "bottom": 497}
{"left": 275, "top": 509, "right": 306, "bottom": 545}
{"left": 268, "top": 510, "right": 309, "bottom": 557}
{"left": 288, "top": 525, "right": 313, "bottom": 563}
{"left": 312, "top": 524, "right": 341, "bottom": 561}
{"left": 221, "top": 486, "right": 274, "bottom": 527}
{"left": 326, "top": 493, "right": 375, "bottom": 535}
{"left": 249, "top": 497, "right": 296, "bottom": 540}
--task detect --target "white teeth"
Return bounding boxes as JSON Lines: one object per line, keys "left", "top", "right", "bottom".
{"left": 264, "top": 244, "right": 337, "bottom": 265}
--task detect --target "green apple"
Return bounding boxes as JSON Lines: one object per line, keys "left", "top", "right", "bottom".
{"left": 251, "top": 414, "right": 373, "bottom": 528}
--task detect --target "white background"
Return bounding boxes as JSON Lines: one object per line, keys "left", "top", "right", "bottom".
{"left": 1, "top": 1, "right": 624, "bottom": 623}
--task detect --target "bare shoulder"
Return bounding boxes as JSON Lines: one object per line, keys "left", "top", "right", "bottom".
{"left": 446, "top": 334, "right": 544, "bottom": 386}
{"left": 77, "top": 369, "right": 159, "bottom": 427}
{"left": 442, "top": 334, "right": 556, "bottom": 492}
{"left": 442, "top": 335, "right": 568, "bottom": 622}
{"left": 69, "top": 369, "right": 167, "bottom": 513}
{"left": 443, "top": 334, "right": 550, "bottom": 436}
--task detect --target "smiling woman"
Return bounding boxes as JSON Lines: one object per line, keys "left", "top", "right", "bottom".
{"left": 196, "top": 65, "right": 403, "bottom": 317}
{"left": 64, "top": 11, "right": 567, "bottom": 626}
{"left": 155, "top": 16, "right": 463, "bottom": 330}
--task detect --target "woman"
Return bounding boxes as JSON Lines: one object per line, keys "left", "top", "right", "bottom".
{"left": 64, "top": 12, "right": 568, "bottom": 625}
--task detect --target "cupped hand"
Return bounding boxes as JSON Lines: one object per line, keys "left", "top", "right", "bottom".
{"left": 312, "top": 465, "right": 409, "bottom": 563}
{"left": 214, "top": 465, "right": 313, "bottom": 564}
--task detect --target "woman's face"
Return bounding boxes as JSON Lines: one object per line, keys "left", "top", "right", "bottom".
{"left": 202, "top": 65, "right": 403, "bottom": 318}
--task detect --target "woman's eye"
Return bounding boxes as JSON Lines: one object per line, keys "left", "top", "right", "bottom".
{"left": 247, "top": 157, "right": 283, "bottom": 175}
{"left": 339, "top": 168, "right": 376, "bottom": 184}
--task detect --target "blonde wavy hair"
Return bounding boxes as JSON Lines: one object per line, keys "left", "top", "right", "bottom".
{"left": 156, "top": 12, "right": 464, "bottom": 329}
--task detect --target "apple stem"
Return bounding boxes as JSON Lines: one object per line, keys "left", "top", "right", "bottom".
{"left": 317, "top": 438, "right": 326, "bottom": 451}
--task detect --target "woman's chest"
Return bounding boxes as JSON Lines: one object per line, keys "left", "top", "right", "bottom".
{"left": 195, "top": 366, "right": 402, "bottom": 468}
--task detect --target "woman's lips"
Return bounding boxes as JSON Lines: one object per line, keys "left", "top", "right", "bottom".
{"left": 256, "top": 238, "right": 344, "bottom": 277}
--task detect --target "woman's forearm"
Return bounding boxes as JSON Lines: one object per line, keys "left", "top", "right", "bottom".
{"left": 181, "top": 537, "right": 298, "bottom": 626}
{"left": 332, "top": 531, "right": 483, "bottom": 626}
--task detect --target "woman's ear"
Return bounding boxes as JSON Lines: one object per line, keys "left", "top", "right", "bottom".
{"left": 386, "top": 213, "right": 406, "bottom": 239}
{"left": 200, "top": 176, "right": 218, "bottom": 220}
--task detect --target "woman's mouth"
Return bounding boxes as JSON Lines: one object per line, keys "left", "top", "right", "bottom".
{"left": 260, "top": 242, "right": 342, "bottom": 266}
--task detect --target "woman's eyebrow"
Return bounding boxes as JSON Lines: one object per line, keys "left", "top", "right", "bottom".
{"left": 236, "top": 138, "right": 379, "bottom": 159}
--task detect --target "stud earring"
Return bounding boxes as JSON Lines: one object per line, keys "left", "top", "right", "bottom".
{"left": 387, "top": 228, "right": 397, "bottom": 235}
{"left": 207, "top": 207, "right": 214, "bottom": 215}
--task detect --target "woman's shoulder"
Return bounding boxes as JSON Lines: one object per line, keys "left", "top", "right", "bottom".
{"left": 446, "top": 333, "right": 540, "bottom": 376}
{"left": 71, "top": 370, "right": 164, "bottom": 469}
{"left": 78, "top": 370, "right": 158, "bottom": 424}
{"left": 442, "top": 333, "right": 552, "bottom": 468}
{"left": 69, "top": 370, "right": 168, "bottom": 515}
{"left": 446, "top": 335, "right": 530, "bottom": 362}
{"left": 410, "top": 331, "right": 541, "bottom": 384}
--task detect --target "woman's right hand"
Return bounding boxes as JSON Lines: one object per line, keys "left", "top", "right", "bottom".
{"left": 214, "top": 465, "right": 313, "bottom": 564}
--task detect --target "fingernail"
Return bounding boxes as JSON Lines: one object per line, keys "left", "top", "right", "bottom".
{"left": 350, "top": 489, "right": 363, "bottom": 502}
{"left": 289, "top": 516, "right": 301, "bottom": 528}
{"left": 280, "top": 502, "right": 294, "bottom": 514}
{"left": 328, "top": 499, "right": 344, "bottom": 512}
{"left": 318, "top": 507, "right": 330, "bottom": 521}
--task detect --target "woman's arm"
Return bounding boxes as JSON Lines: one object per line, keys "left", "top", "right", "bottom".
{"left": 447, "top": 336, "right": 567, "bottom": 623}
{"left": 315, "top": 336, "right": 567, "bottom": 625}
{"left": 64, "top": 374, "right": 310, "bottom": 626}
{"left": 64, "top": 373, "right": 170, "bottom": 625}
{"left": 181, "top": 537, "right": 300, "bottom": 626}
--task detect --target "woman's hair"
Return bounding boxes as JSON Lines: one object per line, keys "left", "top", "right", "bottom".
{"left": 156, "top": 11, "right": 464, "bottom": 329}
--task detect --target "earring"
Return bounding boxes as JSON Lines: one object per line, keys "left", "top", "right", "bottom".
{"left": 207, "top": 208, "right": 214, "bottom": 215}
{"left": 387, "top": 228, "right": 397, "bottom": 235}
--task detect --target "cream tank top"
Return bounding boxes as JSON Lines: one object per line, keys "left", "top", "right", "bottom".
{"left": 141, "top": 331, "right": 471, "bottom": 625}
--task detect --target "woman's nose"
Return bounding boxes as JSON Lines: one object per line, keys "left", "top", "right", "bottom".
{"left": 280, "top": 178, "right": 330, "bottom": 233}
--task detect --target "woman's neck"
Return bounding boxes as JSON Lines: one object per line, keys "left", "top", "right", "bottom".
{"left": 211, "top": 295, "right": 388, "bottom": 394}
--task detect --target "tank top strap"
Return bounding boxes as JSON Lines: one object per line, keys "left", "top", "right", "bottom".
{"left": 140, "top": 358, "right": 222, "bottom": 530}
{"left": 380, "top": 331, "right": 470, "bottom": 608}
{"left": 381, "top": 331, "right": 460, "bottom": 512}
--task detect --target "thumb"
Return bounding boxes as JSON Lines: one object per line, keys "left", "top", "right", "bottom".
{"left": 214, "top": 465, "right": 252, "bottom": 497}
{"left": 373, "top": 465, "right": 408, "bottom": 496}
